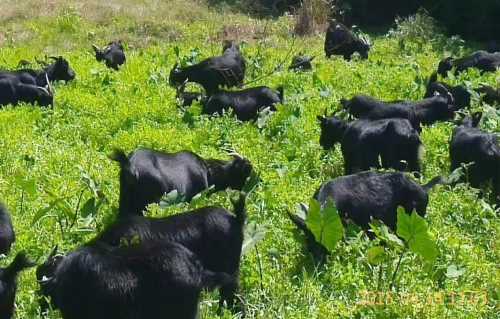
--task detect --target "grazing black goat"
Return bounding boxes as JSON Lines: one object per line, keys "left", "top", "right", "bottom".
{"left": 317, "top": 115, "right": 422, "bottom": 174}
{"left": 289, "top": 172, "right": 442, "bottom": 261}
{"left": 450, "top": 113, "right": 500, "bottom": 201}
{"left": 425, "top": 72, "right": 471, "bottom": 109}
{"left": 0, "top": 252, "right": 35, "bottom": 319}
{"left": 341, "top": 94, "right": 456, "bottom": 131}
{"left": 0, "top": 77, "right": 53, "bottom": 108}
{"left": 438, "top": 51, "right": 500, "bottom": 77}
{"left": 325, "top": 22, "right": 370, "bottom": 60}
{"left": 93, "top": 192, "right": 247, "bottom": 311}
{"left": 289, "top": 54, "right": 314, "bottom": 71}
{"left": 92, "top": 41, "right": 126, "bottom": 70}
{"left": 0, "top": 203, "right": 15, "bottom": 255}
{"left": 109, "top": 148, "right": 252, "bottom": 217}
{"left": 36, "top": 241, "right": 230, "bottom": 319}
{"left": 169, "top": 41, "right": 246, "bottom": 95}
{"left": 202, "top": 86, "right": 284, "bottom": 121}
{"left": 0, "top": 56, "right": 75, "bottom": 86}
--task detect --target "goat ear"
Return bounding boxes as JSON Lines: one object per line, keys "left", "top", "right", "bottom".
{"left": 317, "top": 115, "right": 326, "bottom": 123}
{"left": 92, "top": 44, "right": 100, "bottom": 53}
{"left": 48, "top": 245, "right": 59, "bottom": 259}
{"left": 287, "top": 211, "right": 308, "bottom": 233}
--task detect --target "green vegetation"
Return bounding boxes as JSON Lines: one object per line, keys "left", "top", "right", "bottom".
{"left": 0, "top": 1, "right": 498, "bottom": 318}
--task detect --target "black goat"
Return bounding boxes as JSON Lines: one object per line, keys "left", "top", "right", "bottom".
{"left": 93, "top": 193, "right": 247, "bottom": 311}
{"left": 289, "top": 172, "right": 442, "bottom": 261}
{"left": 109, "top": 148, "right": 252, "bottom": 217}
{"left": 289, "top": 54, "right": 314, "bottom": 71}
{"left": 0, "top": 77, "right": 53, "bottom": 108}
{"left": 0, "top": 56, "right": 75, "bottom": 86}
{"left": 325, "top": 22, "right": 370, "bottom": 60}
{"left": 425, "top": 72, "right": 471, "bottom": 109}
{"left": 36, "top": 240, "right": 230, "bottom": 319}
{"left": 477, "top": 85, "right": 500, "bottom": 106}
{"left": 92, "top": 41, "right": 126, "bottom": 70}
{"left": 317, "top": 115, "right": 422, "bottom": 174}
{"left": 202, "top": 86, "right": 284, "bottom": 121}
{"left": 450, "top": 113, "right": 500, "bottom": 201}
{"left": 341, "top": 94, "right": 456, "bottom": 131}
{"left": 438, "top": 51, "right": 500, "bottom": 77}
{"left": 0, "top": 203, "right": 15, "bottom": 255}
{"left": 0, "top": 252, "right": 35, "bottom": 319}
{"left": 169, "top": 41, "right": 246, "bottom": 95}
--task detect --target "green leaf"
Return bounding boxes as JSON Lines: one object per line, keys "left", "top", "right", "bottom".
{"left": 242, "top": 222, "right": 267, "bottom": 255}
{"left": 306, "top": 199, "right": 344, "bottom": 252}
{"left": 367, "top": 246, "right": 386, "bottom": 265}
{"left": 396, "top": 207, "right": 438, "bottom": 263}
{"left": 80, "top": 198, "right": 96, "bottom": 217}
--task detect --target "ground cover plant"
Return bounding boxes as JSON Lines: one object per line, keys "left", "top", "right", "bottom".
{"left": 0, "top": 1, "right": 498, "bottom": 318}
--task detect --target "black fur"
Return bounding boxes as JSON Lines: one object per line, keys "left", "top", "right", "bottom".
{"left": 425, "top": 72, "right": 471, "bottom": 109}
{"left": 450, "top": 114, "right": 500, "bottom": 202}
{"left": 0, "top": 56, "right": 75, "bottom": 86}
{"left": 93, "top": 41, "right": 126, "bottom": 70}
{"left": 202, "top": 86, "right": 284, "bottom": 121}
{"left": 317, "top": 116, "right": 422, "bottom": 174}
{"left": 93, "top": 193, "right": 247, "bottom": 310}
{"left": 325, "top": 22, "right": 370, "bottom": 60}
{"left": 169, "top": 41, "right": 246, "bottom": 95}
{"left": 0, "top": 252, "right": 35, "bottom": 319}
{"left": 289, "top": 55, "right": 314, "bottom": 71}
{"left": 438, "top": 51, "right": 500, "bottom": 77}
{"left": 0, "top": 78, "right": 53, "bottom": 107}
{"left": 341, "top": 94, "right": 456, "bottom": 131}
{"left": 36, "top": 241, "right": 230, "bottom": 319}
{"left": 109, "top": 148, "right": 252, "bottom": 217}
{"left": 0, "top": 203, "right": 15, "bottom": 255}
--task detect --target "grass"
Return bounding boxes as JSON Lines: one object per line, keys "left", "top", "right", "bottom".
{"left": 0, "top": 1, "right": 499, "bottom": 318}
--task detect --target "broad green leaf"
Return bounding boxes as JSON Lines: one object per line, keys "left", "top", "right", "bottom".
{"left": 306, "top": 199, "right": 344, "bottom": 252}
{"left": 397, "top": 207, "right": 438, "bottom": 263}
{"left": 367, "top": 246, "right": 386, "bottom": 265}
{"left": 242, "top": 222, "right": 267, "bottom": 255}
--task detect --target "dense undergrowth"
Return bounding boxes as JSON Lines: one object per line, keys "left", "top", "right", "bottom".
{"left": 0, "top": 1, "right": 498, "bottom": 318}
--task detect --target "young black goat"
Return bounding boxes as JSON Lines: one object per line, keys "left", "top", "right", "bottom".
{"left": 93, "top": 192, "right": 247, "bottom": 311}
{"left": 476, "top": 85, "right": 500, "bottom": 106}
{"left": 317, "top": 115, "right": 423, "bottom": 174}
{"left": 202, "top": 86, "right": 284, "bottom": 121}
{"left": 0, "top": 56, "right": 75, "bottom": 86}
{"left": 438, "top": 51, "right": 500, "bottom": 77}
{"left": 0, "top": 252, "right": 35, "bottom": 319}
{"left": 0, "top": 203, "right": 15, "bottom": 255}
{"left": 109, "top": 148, "right": 252, "bottom": 217}
{"left": 324, "top": 22, "right": 370, "bottom": 60}
{"left": 289, "top": 172, "right": 442, "bottom": 262}
{"left": 92, "top": 41, "right": 126, "bottom": 70}
{"left": 0, "top": 77, "right": 53, "bottom": 108}
{"left": 341, "top": 94, "right": 456, "bottom": 131}
{"left": 36, "top": 240, "right": 230, "bottom": 319}
{"left": 450, "top": 113, "right": 500, "bottom": 202}
{"left": 169, "top": 41, "right": 246, "bottom": 95}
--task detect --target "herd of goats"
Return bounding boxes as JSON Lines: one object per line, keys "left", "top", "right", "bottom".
{"left": 0, "top": 21, "right": 499, "bottom": 319}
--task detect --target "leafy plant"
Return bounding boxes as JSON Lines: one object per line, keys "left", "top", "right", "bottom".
{"left": 305, "top": 198, "right": 344, "bottom": 252}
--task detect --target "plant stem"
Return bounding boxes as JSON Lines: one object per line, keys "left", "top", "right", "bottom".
{"left": 389, "top": 250, "right": 405, "bottom": 290}
{"left": 377, "top": 263, "right": 383, "bottom": 291}
{"left": 70, "top": 189, "right": 85, "bottom": 229}
{"left": 20, "top": 190, "right": 24, "bottom": 214}
{"left": 255, "top": 244, "right": 265, "bottom": 294}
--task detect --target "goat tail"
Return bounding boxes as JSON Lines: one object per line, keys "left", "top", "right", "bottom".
{"left": 108, "top": 149, "right": 129, "bottom": 168}
{"left": 231, "top": 192, "right": 247, "bottom": 225}
{"left": 276, "top": 86, "right": 285, "bottom": 103}
{"left": 423, "top": 176, "right": 444, "bottom": 192}
{"left": 4, "top": 251, "right": 35, "bottom": 280}
{"left": 202, "top": 270, "right": 234, "bottom": 290}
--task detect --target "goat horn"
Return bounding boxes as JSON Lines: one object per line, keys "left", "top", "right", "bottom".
{"left": 45, "top": 73, "right": 53, "bottom": 95}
